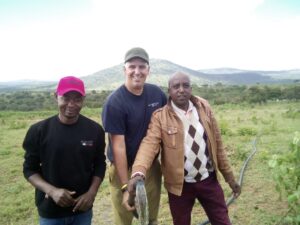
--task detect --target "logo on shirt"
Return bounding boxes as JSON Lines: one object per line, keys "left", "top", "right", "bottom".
{"left": 81, "top": 140, "right": 94, "bottom": 147}
{"left": 148, "top": 102, "right": 159, "bottom": 107}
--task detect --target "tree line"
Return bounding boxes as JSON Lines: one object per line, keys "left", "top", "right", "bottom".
{"left": 0, "top": 84, "right": 299, "bottom": 111}
{"left": 191, "top": 83, "right": 300, "bottom": 105}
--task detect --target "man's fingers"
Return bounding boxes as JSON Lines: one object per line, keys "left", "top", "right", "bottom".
{"left": 73, "top": 196, "right": 89, "bottom": 212}
{"left": 68, "top": 191, "right": 76, "bottom": 196}
{"left": 61, "top": 190, "right": 76, "bottom": 207}
{"left": 73, "top": 203, "right": 79, "bottom": 212}
{"left": 122, "top": 197, "right": 136, "bottom": 211}
{"left": 73, "top": 198, "right": 83, "bottom": 212}
{"left": 125, "top": 202, "right": 136, "bottom": 211}
{"left": 232, "top": 184, "right": 241, "bottom": 198}
{"left": 58, "top": 198, "right": 71, "bottom": 207}
{"left": 122, "top": 191, "right": 135, "bottom": 211}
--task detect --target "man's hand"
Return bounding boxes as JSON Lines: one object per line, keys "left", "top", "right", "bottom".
{"left": 229, "top": 180, "right": 241, "bottom": 198}
{"left": 48, "top": 188, "right": 76, "bottom": 207}
{"left": 73, "top": 191, "right": 96, "bottom": 212}
{"left": 127, "top": 175, "right": 144, "bottom": 196}
{"left": 28, "top": 174, "right": 76, "bottom": 208}
{"left": 122, "top": 190, "right": 135, "bottom": 211}
{"left": 122, "top": 175, "right": 144, "bottom": 211}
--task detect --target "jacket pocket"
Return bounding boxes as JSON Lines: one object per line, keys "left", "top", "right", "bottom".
{"left": 162, "top": 126, "right": 178, "bottom": 149}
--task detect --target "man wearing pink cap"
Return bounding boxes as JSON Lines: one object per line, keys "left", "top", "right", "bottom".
{"left": 23, "top": 76, "right": 106, "bottom": 225}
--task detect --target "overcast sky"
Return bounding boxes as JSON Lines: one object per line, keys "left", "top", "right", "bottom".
{"left": 0, "top": 0, "right": 299, "bottom": 82}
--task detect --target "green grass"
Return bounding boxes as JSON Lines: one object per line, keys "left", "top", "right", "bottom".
{"left": 0, "top": 101, "right": 299, "bottom": 225}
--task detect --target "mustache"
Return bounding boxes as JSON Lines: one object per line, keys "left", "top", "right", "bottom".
{"left": 177, "top": 94, "right": 187, "bottom": 97}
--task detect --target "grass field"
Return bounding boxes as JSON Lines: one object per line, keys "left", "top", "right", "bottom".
{"left": 0, "top": 101, "right": 299, "bottom": 225}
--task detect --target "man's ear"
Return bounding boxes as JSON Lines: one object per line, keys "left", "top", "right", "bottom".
{"left": 54, "top": 92, "right": 58, "bottom": 100}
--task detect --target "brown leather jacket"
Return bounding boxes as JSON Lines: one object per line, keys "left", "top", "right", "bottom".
{"left": 132, "top": 95, "right": 236, "bottom": 196}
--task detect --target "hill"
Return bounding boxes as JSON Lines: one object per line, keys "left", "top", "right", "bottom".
{"left": 81, "top": 59, "right": 213, "bottom": 90}
{"left": 82, "top": 60, "right": 299, "bottom": 90}
{"left": 0, "top": 59, "right": 299, "bottom": 92}
{"left": 0, "top": 80, "right": 56, "bottom": 92}
{"left": 199, "top": 67, "right": 300, "bottom": 84}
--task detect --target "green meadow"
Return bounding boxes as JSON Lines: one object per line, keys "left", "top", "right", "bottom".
{"left": 0, "top": 101, "right": 299, "bottom": 225}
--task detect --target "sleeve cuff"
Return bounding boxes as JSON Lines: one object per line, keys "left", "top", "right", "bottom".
{"left": 131, "top": 171, "right": 145, "bottom": 179}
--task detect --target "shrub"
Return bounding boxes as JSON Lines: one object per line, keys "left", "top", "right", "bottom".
{"left": 219, "top": 120, "right": 233, "bottom": 136}
{"left": 282, "top": 108, "right": 300, "bottom": 119}
{"left": 237, "top": 127, "right": 257, "bottom": 136}
{"left": 8, "top": 121, "right": 27, "bottom": 129}
{"left": 269, "top": 132, "right": 300, "bottom": 224}
{"left": 251, "top": 115, "right": 258, "bottom": 124}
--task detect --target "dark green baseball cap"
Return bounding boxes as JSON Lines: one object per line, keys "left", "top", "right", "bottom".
{"left": 124, "top": 47, "right": 149, "bottom": 64}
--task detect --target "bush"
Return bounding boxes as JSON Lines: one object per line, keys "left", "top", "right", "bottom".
{"left": 269, "top": 132, "right": 300, "bottom": 224}
{"left": 237, "top": 127, "right": 257, "bottom": 136}
{"left": 219, "top": 119, "right": 233, "bottom": 136}
{"left": 282, "top": 108, "right": 300, "bottom": 119}
{"left": 8, "top": 121, "right": 27, "bottom": 129}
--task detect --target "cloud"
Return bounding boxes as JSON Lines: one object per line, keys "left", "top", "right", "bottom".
{"left": 0, "top": 0, "right": 299, "bottom": 81}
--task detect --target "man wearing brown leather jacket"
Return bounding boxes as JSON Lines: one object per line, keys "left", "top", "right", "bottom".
{"left": 125, "top": 71, "right": 241, "bottom": 225}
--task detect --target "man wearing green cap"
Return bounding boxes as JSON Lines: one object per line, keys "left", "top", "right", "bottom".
{"left": 102, "top": 47, "right": 167, "bottom": 225}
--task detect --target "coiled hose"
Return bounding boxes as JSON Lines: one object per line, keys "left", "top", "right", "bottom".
{"left": 128, "top": 180, "right": 149, "bottom": 225}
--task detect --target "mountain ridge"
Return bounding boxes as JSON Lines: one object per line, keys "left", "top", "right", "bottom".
{"left": 1, "top": 59, "right": 299, "bottom": 92}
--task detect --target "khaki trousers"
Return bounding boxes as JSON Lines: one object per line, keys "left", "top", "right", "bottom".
{"left": 109, "top": 160, "right": 161, "bottom": 225}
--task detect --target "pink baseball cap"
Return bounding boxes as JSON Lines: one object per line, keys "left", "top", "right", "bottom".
{"left": 56, "top": 76, "right": 85, "bottom": 96}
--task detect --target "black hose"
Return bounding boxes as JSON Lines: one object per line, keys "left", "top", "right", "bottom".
{"left": 198, "top": 136, "right": 259, "bottom": 225}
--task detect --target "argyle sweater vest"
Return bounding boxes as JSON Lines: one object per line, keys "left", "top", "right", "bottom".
{"left": 182, "top": 111, "right": 214, "bottom": 182}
